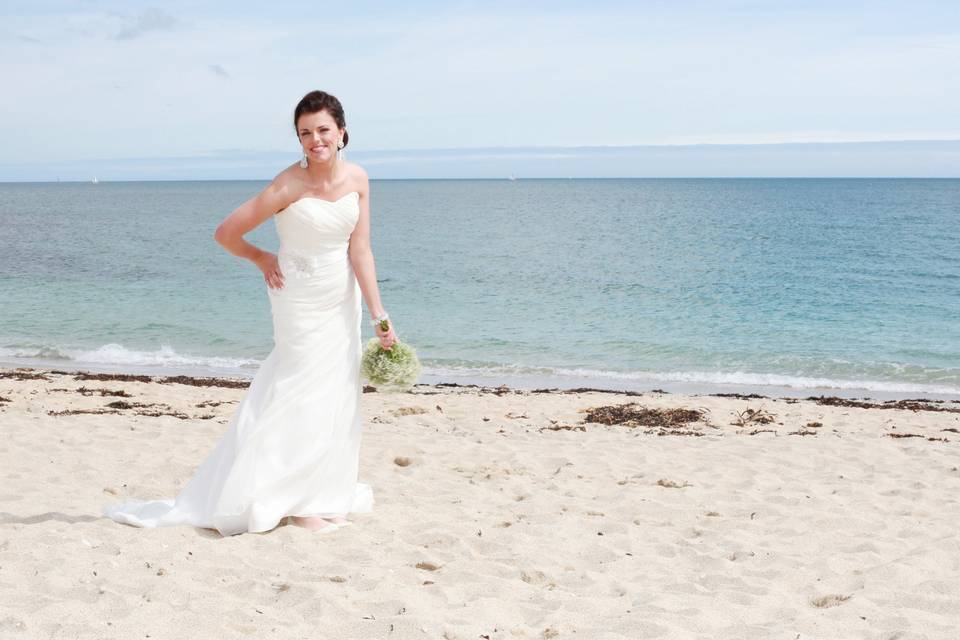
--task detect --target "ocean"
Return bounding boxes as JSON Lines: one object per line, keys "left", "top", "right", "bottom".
{"left": 1, "top": 178, "right": 958, "bottom": 398}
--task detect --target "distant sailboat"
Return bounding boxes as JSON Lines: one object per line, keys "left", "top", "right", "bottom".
{"left": 507, "top": 174, "right": 517, "bottom": 181}
{"left": 92, "top": 177, "right": 99, "bottom": 184}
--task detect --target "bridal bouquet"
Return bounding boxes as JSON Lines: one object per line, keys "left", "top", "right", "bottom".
{"left": 361, "top": 330, "right": 421, "bottom": 391}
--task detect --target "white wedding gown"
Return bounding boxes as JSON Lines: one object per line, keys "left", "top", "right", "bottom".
{"left": 103, "top": 191, "right": 374, "bottom": 536}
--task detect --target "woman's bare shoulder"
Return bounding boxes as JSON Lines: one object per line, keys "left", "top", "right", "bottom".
{"left": 274, "top": 163, "right": 305, "bottom": 189}
{"left": 344, "top": 162, "right": 369, "bottom": 193}
{"left": 344, "top": 160, "right": 368, "bottom": 177}
{"left": 254, "top": 164, "right": 306, "bottom": 212}
{"left": 272, "top": 164, "right": 309, "bottom": 195}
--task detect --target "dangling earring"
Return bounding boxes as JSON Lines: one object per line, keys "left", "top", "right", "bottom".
{"left": 337, "top": 139, "right": 345, "bottom": 162}
{"left": 299, "top": 153, "right": 308, "bottom": 169}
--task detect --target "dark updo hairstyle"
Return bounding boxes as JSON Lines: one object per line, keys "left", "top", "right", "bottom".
{"left": 294, "top": 90, "right": 349, "bottom": 148}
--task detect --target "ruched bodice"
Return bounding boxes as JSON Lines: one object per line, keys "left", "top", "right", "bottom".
{"left": 103, "top": 189, "right": 373, "bottom": 536}
{"left": 274, "top": 192, "right": 360, "bottom": 276}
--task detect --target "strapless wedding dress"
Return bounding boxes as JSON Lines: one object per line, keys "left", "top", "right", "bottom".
{"left": 103, "top": 191, "right": 374, "bottom": 536}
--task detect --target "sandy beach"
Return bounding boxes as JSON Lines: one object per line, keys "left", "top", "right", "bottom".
{"left": 1, "top": 366, "right": 959, "bottom": 639}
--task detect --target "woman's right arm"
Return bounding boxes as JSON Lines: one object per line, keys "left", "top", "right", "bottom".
{"left": 214, "top": 175, "right": 291, "bottom": 289}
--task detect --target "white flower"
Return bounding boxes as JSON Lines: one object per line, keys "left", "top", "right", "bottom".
{"left": 361, "top": 338, "right": 422, "bottom": 391}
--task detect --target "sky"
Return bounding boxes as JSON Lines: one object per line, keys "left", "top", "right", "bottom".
{"left": 1, "top": 0, "right": 959, "bottom": 179}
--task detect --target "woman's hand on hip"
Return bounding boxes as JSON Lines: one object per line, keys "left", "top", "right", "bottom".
{"left": 254, "top": 251, "right": 284, "bottom": 290}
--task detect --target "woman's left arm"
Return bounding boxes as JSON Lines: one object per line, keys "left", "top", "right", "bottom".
{"left": 349, "top": 169, "right": 397, "bottom": 349}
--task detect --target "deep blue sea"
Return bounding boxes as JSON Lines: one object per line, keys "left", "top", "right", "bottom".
{"left": 1, "top": 179, "right": 958, "bottom": 398}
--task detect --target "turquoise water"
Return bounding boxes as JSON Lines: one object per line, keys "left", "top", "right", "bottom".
{"left": 1, "top": 179, "right": 958, "bottom": 397}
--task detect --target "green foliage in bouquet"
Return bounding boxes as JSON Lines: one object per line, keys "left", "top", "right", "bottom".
{"left": 361, "top": 338, "right": 422, "bottom": 391}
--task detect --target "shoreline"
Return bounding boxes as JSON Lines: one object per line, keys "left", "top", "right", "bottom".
{"left": 4, "top": 365, "right": 960, "bottom": 420}
{"left": 3, "top": 359, "right": 960, "bottom": 403}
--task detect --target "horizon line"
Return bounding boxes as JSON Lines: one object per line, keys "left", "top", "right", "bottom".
{"left": 4, "top": 176, "right": 960, "bottom": 184}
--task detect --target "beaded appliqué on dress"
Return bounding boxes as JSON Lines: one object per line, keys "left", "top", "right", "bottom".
{"left": 278, "top": 249, "right": 341, "bottom": 278}
{"left": 279, "top": 250, "right": 318, "bottom": 278}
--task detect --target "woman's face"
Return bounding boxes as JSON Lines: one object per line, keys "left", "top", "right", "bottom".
{"left": 297, "top": 109, "right": 344, "bottom": 165}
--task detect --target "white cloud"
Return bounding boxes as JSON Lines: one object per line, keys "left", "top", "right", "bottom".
{"left": 114, "top": 7, "right": 179, "bottom": 40}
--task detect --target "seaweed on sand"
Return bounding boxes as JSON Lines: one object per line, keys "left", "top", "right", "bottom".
{"left": 582, "top": 403, "right": 704, "bottom": 431}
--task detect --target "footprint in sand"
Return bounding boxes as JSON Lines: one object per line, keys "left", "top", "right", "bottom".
{"left": 810, "top": 593, "right": 852, "bottom": 608}
{"left": 520, "top": 569, "right": 549, "bottom": 585}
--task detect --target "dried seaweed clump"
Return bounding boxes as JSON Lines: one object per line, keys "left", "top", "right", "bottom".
{"left": 807, "top": 396, "right": 960, "bottom": 414}
{"left": 583, "top": 403, "right": 702, "bottom": 428}
{"left": 0, "top": 369, "right": 50, "bottom": 381}
{"left": 77, "top": 386, "right": 133, "bottom": 397}
{"left": 159, "top": 375, "right": 250, "bottom": 389}
{"left": 73, "top": 372, "right": 152, "bottom": 383}
{"left": 731, "top": 407, "right": 776, "bottom": 427}
{"left": 48, "top": 408, "right": 122, "bottom": 417}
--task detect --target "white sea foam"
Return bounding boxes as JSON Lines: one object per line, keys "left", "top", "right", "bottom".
{"left": 0, "top": 343, "right": 260, "bottom": 375}
{"left": 421, "top": 364, "right": 960, "bottom": 397}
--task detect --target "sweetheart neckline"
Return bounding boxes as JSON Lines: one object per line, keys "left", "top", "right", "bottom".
{"left": 290, "top": 191, "right": 359, "bottom": 207}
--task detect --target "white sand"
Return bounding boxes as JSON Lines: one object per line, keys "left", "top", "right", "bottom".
{"left": 1, "top": 367, "right": 959, "bottom": 639}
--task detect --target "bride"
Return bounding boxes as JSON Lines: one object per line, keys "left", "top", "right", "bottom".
{"left": 103, "top": 90, "right": 395, "bottom": 536}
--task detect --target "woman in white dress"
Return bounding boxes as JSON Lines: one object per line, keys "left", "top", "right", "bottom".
{"left": 103, "top": 90, "right": 395, "bottom": 536}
